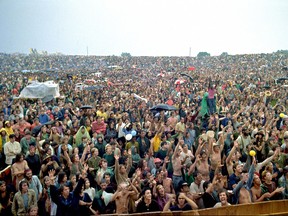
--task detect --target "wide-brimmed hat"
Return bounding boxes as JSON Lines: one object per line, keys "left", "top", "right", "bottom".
{"left": 43, "top": 154, "right": 53, "bottom": 162}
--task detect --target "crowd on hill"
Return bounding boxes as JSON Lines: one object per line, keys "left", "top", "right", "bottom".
{"left": 0, "top": 52, "right": 287, "bottom": 216}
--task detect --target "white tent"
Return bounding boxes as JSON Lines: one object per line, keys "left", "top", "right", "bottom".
{"left": 18, "top": 81, "right": 60, "bottom": 99}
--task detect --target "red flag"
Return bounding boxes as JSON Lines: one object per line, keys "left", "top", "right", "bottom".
{"left": 188, "top": 66, "right": 196, "bottom": 71}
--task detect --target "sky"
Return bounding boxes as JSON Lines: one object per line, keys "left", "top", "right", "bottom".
{"left": 0, "top": 0, "right": 287, "bottom": 57}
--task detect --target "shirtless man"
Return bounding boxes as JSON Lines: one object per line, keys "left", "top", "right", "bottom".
{"left": 209, "top": 134, "right": 224, "bottom": 175}
{"left": 161, "top": 158, "right": 175, "bottom": 195}
{"left": 167, "top": 111, "right": 178, "bottom": 131}
{"left": 172, "top": 139, "right": 184, "bottom": 192}
{"left": 195, "top": 139, "right": 210, "bottom": 181}
{"left": 214, "top": 189, "right": 231, "bottom": 208}
{"left": 111, "top": 182, "right": 139, "bottom": 214}
{"left": 251, "top": 174, "right": 271, "bottom": 202}
{"left": 233, "top": 156, "right": 255, "bottom": 204}
{"left": 226, "top": 141, "right": 241, "bottom": 176}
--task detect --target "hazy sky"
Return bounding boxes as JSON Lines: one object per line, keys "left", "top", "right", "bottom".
{"left": 0, "top": 0, "right": 287, "bottom": 56}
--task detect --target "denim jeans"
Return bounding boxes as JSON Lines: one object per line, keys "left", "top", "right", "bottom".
{"left": 172, "top": 175, "right": 183, "bottom": 192}
{"left": 207, "top": 98, "right": 216, "bottom": 114}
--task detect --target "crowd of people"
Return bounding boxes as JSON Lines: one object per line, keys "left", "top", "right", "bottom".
{"left": 0, "top": 51, "right": 287, "bottom": 216}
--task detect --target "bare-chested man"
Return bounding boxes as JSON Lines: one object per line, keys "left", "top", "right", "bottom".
{"left": 160, "top": 157, "right": 175, "bottom": 195}
{"left": 194, "top": 139, "right": 210, "bottom": 181}
{"left": 226, "top": 141, "right": 241, "bottom": 176}
{"left": 167, "top": 111, "right": 178, "bottom": 131}
{"left": 172, "top": 139, "right": 184, "bottom": 192}
{"left": 251, "top": 174, "right": 271, "bottom": 202}
{"left": 233, "top": 156, "right": 255, "bottom": 204}
{"left": 209, "top": 134, "right": 224, "bottom": 180}
{"left": 111, "top": 182, "right": 139, "bottom": 214}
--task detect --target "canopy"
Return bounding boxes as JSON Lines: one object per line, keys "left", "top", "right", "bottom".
{"left": 18, "top": 81, "right": 60, "bottom": 99}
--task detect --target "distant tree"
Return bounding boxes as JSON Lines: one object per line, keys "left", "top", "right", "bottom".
{"left": 275, "top": 50, "right": 288, "bottom": 55}
{"left": 197, "top": 52, "right": 210, "bottom": 58}
{"left": 220, "top": 52, "right": 229, "bottom": 56}
{"left": 121, "top": 52, "right": 132, "bottom": 58}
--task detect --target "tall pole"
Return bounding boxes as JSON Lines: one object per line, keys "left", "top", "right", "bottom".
{"left": 87, "top": 46, "right": 88, "bottom": 56}
{"left": 189, "top": 47, "right": 191, "bottom": 57}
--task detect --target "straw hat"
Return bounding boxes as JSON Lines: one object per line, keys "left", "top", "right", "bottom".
{"left": 43, "top": 154, "right": 53, "bottom": 162}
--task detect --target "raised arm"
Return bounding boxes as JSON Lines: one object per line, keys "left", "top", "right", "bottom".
{"left": 48, "top": 170, "right": 60, "bottom": 205}
{"left": 114, "top": 154, "right": 120, "bottom": 185}
{"left": 226, "top": 141, "right": 238, "bottom": 165}
{"left": 256, "top": 149, "right": 279, "bottom": 173}
{"left": 63, "top": 150, "right": 72, "bottom": 168}
{"left": 188, "top": 154, "right": 200, "bottom": 176}
{"left": 172, "top": 142, "right": 180, "bottom": 160}
{"left": 126, "top": 148, "right": 132, "bottom": 174}
{"left": 73, "top": 164, "right": 89, "bottom": 195}
{"left": 110, "top": 187, "right": 121, "bottom": 202}
{"left": 246, "top": 157, "right": 256, "bottom": 189}
{"left": 207, "top": 137, "right": 213, "bottom": 157}
{"left": 80, "top": 145, "right": 89, "bottom": 164}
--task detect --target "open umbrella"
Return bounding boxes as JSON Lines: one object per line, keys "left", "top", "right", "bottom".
{"left": 180, "top": 73, "right": 194, "bottom": 82}
{"left": 80, "top": 105, "right": 93, "bottom": 110}
{"left": 31, "top": 121, "right": 55, "bottom": 136}
{"left": 150, "top": 104, "right": 178, "bottom": 111}
{"left": 32, "top": 125, "right": 44, "bottom": 136}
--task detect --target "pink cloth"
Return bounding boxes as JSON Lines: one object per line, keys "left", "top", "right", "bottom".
{"left": 92, "top": 121, "right": 107, "bottom": 134}
{"left": 208, "top": 88, "right": 215, "bottom": 99}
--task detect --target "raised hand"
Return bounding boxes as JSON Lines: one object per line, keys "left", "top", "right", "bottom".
{"left": 252, "top": 156, "right": 256, "bottom": 165}
{"left": 48, "top": 169, "right": 55, "bottom": 179}
{"left": 164, "top": 156, "right": 170, "bottom": 164}
{"left": 83, "top": 163, "right": 89, "bottom": 173}
{"left": 114, "top": 154, "right": 119, "bottom": 161}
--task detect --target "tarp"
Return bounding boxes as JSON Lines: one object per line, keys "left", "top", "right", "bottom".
{"left": 18, "top": 81, "right": 60, "bottom": 99}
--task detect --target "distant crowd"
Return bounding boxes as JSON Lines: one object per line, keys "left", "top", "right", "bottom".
{"left": 0, "top": 52, "right": 287, "bottom": 216}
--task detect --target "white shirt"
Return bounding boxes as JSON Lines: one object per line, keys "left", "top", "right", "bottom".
{"left": 214, "top": 202, "right": 231, "bottom": 208}
{"left": 116, "top": 122, "right": 126, "bottom": 138}
{"left": 190, "top": 180, "right": 205, "bottom": 193}
{"left": 4, "top": 141, "right": 21, "bottom": 165}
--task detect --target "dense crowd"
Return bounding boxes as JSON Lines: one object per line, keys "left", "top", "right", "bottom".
{"left": 0, "top": 52, "right": 287, "bottom": 216}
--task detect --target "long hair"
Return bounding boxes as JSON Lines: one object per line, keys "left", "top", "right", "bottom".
{"left": 19, "top": 179, "right": 28, "bottom": 192}
{"left": 15, "top": 153, "right": 24, "bottom": 163}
